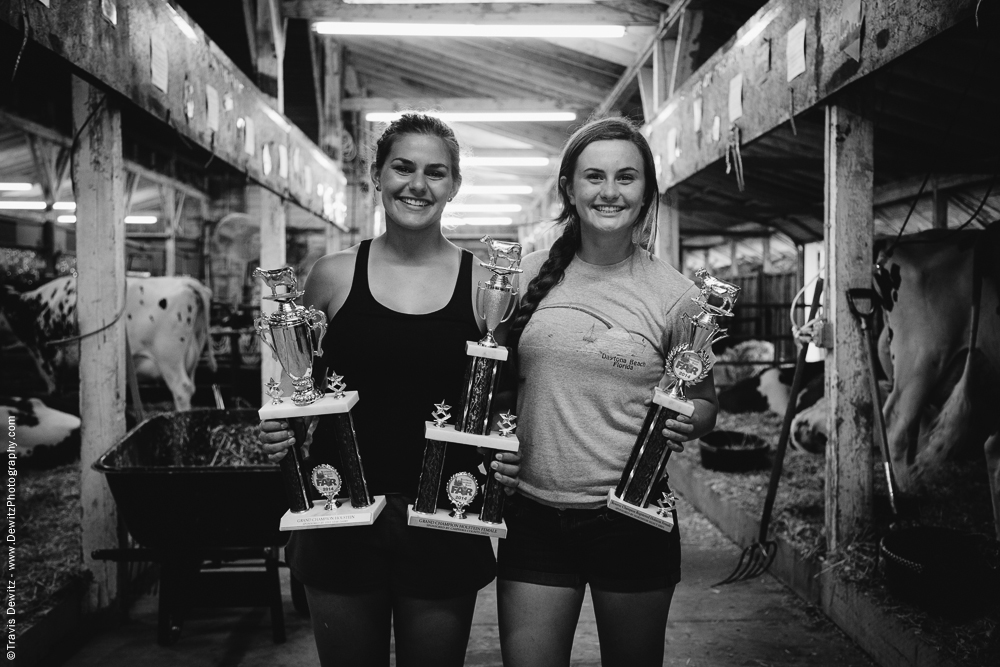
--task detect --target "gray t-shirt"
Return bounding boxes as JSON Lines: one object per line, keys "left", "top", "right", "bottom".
{"left": 516, "top": 248, "right": 705, "bottom": 509}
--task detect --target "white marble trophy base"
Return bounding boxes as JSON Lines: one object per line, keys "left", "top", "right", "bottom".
{"left": 466, "top": 341, "right": 509, "bottom": 361}
{"left": 423, "top": 423, "right": 520, "bottom": 451}
{"left": 258, "top": 391, "right": 359, "bottom": 420}
{"left": 651, "top": 388, "right": 695, "bottom": 417}
{"left": 406, "top": 505, "right": 507, "bottom": 538}
{"left": 280, "top": 496, "right": 387, "bottom": 531}
{"left": 606, "top": 489, "right": 675, "bottom": 532}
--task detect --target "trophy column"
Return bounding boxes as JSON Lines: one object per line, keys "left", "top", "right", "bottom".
{"left": 254, "top": 267, "right": 386, "bottom": 531}
{"left": 407, "top": 237, "right": 522, "bottom": 538}
{"left": 608, "top": 269, "right": 740, "bottom": 531}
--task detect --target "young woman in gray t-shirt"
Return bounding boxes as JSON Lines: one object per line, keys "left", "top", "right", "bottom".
{"left": 497, "top": 117, "right": 720, "bottom": 667}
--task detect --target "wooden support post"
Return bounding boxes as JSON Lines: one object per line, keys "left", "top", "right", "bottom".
{"left": 655, "top": 190, "right": 681, "bottom": 269}
{"left": 158, "top": 185, "right": 185, "bottom": 277}
{"left": 252, "top": 186, "right": 287, "bottom": 403}
{"left": 653, "top": 34, "right": 678, "bottom": 103}
{"left": 637, "top": 66, "right": 656, "bottom": 121}
{"left": 72, "top": 76, "right": 126, "bottom": 612}
{"left": 255, "top": 0, "right": 286, "bottom": 111}
{"left": 932, "top": 179, "right": 949, "bottom": 229}
{"left": 311, "top": 36, "right": 343, "bottom": 163}
{"left": 729, "top": 238, "right": 739, "bottom": 277}
{"left": 823, "top": 100, "right": 875, "bottom": 551}
{"left": 669, "top": 9, "right": 703, "bottom": 94}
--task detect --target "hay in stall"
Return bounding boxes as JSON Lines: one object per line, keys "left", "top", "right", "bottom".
{"left": 688, "top": 410, "right": 1000, "bottom": 666}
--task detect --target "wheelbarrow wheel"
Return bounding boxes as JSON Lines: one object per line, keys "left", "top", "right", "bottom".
{"left": 290, "top": 572, "right": 309, "bottom": 617}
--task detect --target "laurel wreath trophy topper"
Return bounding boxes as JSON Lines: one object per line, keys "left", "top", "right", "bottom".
{"left": 609, "top": 269, "right": 740, "bottom": 532}
{"left": 255, "top": 266, "right": 386, "bottom": 530}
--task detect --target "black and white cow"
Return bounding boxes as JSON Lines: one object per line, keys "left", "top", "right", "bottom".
{"left": 717, "top": 361, "right": 825, "bottom": 418}
{"left": 2, "top": 397, "right": 80, "bottom": 468}
{"left": 874, "top": 225, "right": 1000, "bottom": 537}
{"left": 1, "top": 276, "right": 217, "bottom": 411}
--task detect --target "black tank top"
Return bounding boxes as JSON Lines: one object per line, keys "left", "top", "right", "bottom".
{"left": 310, "top": 239, "right": 485, "bottom": 500}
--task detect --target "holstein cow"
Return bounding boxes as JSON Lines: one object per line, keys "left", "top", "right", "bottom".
{"left": 717, "top": 360, "right": 825, "bottom": 418}
{"left": 874, "top": 225, "right": 1000, "bottom": 537}
{"left": 1, "top": 276, "right": 217, "bottom": 411}
{"left": 1, "top": 397, "right": 80, "bottom": 468}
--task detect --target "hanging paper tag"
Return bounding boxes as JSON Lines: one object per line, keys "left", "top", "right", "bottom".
{"left": 839, "top": 0, "right": 864, "bottom": 62}
{"left": 150, "top": 35, "right": 168, "bottom": 93}
{"left": 206, "top": 85, "right": 220, "bottom": 132}
{"left": 786, "top": 19, "right": 807, "bottom": 81}
{"left": 692, "top": 98, "right": 703, "bottom": 133}
{"left": 278, "top": 145, "right": 289, "bottom": 179}
{"left": 728, "top": 74, "right": 743, "bottom": 122}
{"left": 101, "top": 0, "right": 117, "bottom": 26}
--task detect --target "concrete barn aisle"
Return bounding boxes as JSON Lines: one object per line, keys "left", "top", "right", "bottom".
{"left": 58, "top": 496, "right": 874, "bottom": 667}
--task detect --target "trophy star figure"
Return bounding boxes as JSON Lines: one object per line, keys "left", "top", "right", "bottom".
{"left": 265, "top": 377, "right": 283, "bottom": 404}
{"left": 326, "top": 370, "right": 347, "bottom": 398}
{"left": 497, "top": 411, "right": 518, "bottom": 437}
{"left": 656, "top": 491, "right": 677, "bottom": 517}
{"left": 431, "top": 400, "right": 452, "bottom": 428}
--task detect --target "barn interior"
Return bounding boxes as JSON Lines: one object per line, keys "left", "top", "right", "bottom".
{"left": 3, "top": 1, "right": 999, "bottom": 666}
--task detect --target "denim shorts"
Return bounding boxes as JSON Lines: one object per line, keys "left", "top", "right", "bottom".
{"left": 496, "top": 490, "right": 681, "bottom": 593}
{"left": 286, "top": 494, "right": 497, "bottom": 599}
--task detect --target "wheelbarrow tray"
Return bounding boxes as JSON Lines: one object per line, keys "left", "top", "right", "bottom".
{"left": 94, "top": 409, "right": 288, "bottom": 551}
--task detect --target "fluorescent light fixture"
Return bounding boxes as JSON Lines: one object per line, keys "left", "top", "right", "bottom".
{"left": 53, "top": 201, "right": 76, "bottom": 211}
{"left": 446, "top": 204, "right": 522, "bottom": 213}
{"left": 57, "top": 215, "right": 77, "bottom": 223}
{"left": 125, "top": 215, "right": 158, "bottom": 224}
{"left": 260, "top": 103, "right": 292, "bottom": 133}
{"left": 166, "top": 5, "right": 199, "bottom": 41}
{"left": 0, "top": 182, "right": 33, "bottom": 192}
{"left": 445, "top": 217, "right": 514, "bottom": 226}
{"left": 463, "top": 157, "right": 550, "bottom": 167}
{"left": 735, "top": 6, "right": 783, "bottom": 47}
{"left": 366, "top": 111, "right": 574, "bottom": 123}
{"left": 462, "top": 185, "right": 533, "bottom": 195}
{"left": 0, "top": 201, "right": 46, "bottom": 210}
{"left": 314, "top": 22, "right": 625, "bottom": 39}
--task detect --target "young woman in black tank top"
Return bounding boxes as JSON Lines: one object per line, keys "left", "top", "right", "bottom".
{"left": 259, "top": 114, "right": 521, "bottom": 667}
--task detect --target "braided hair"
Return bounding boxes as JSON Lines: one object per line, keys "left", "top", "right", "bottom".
{"left": 371, "top": 113, "right": 463, "bottom": 183}
{"left": 508, "top": 116, "right": 659, "bottom": 351}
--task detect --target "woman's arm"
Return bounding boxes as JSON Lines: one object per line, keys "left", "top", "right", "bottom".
{"left": 656, "top": 374, "right": 720, "bottom": 452}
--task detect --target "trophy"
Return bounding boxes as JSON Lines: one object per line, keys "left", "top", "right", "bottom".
{"left": 608, "top": 269, "right": 740, "bottom": 531}
{"left": 407, "top": 237, "right": 522, "bottom": 538}
{"left": 254, "top": 266, "right": 386, "bottom": 530}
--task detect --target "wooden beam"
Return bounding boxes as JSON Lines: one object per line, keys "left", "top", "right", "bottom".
{"left": 72, "top": 75, "right": 126, "bottom": 612}
{"left": 252, "top": 186, "right": 288, "bottom": 402}
{"left": 655, "top": 189, "right": 681, "bottom": 268}
{"left": 1, "top": 1, "right": 343, "bottom": 222}
{"left": 648, "top": 0, "right": 976, "bottom": 189}
{"left": 257, "top": 0, "right": 286, "bottom": 109}
{"left": 594, "top": 0, "right": 691, "bottom": 117}
{"left": 312, "top": 36, "right": 344, "bottom": 162}
{"left": 873, "top": 173, "right": 991, "bottom": 207}
{"left": 341, "top": 97, "right": 578, "bottom": 112}
{"left": 668, "top": 9, "right": 703, "bottom": 95}
{"left": 823, "top": 100, "right": 875, "bottom": 551}
{"left": 283, "top": 1, "right": 660, "bottom": 24}
{"left": 653, "top": 35, "right": 677, "bottom": 106}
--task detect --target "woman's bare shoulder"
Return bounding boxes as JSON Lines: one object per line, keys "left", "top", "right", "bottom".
{"left": 304, "top": 245, "right": 362, "bottom": 314}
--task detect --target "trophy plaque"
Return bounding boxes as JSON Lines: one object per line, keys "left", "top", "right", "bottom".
{"left": 255, "top": 266, "right": 386, "bottom": 531}
{"left": 407, "top": 237, "right": 522, "bottom": 538}
{"left": 608, "top": 269, "right": 740, "bottom": 531}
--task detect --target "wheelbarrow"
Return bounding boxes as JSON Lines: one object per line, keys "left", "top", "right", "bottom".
{"left": 93, "top": 408, "right": 305, "bottom": 645}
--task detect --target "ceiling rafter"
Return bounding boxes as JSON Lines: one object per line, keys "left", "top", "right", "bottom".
{"left": 282, "top": 1, "right": 661, "bottom": 24}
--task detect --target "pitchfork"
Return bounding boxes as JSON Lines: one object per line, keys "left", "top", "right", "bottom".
{"left": 714, "top": 278, "right": 825, "bottom": 586}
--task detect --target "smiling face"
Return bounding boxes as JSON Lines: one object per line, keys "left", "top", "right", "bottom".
{"left": 372, "top": 133, "right": 461, "bottom": 232}
{"left": 562, "top": 139, "right": 648, "bottom": 242}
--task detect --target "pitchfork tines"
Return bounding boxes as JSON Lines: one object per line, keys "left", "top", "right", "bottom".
{"left": 714, "top": 540, "right": 777, "bottom": 586}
